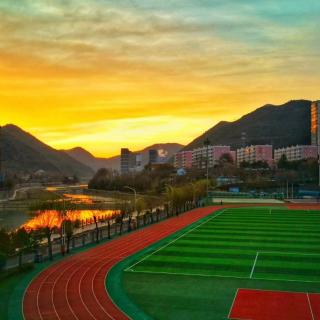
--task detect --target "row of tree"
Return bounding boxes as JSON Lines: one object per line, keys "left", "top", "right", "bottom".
{"left": 1, "top": 180, "right": 209, "bottom": 270}
{"left": 88, "top": 164, "right": 175, "bottom": 194}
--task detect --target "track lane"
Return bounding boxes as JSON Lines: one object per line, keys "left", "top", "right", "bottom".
{"left": 23, "top": 207, "right": 224, "bottom": 320}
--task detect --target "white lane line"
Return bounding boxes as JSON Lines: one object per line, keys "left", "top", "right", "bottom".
{"left": 125, "top": 210, "right": 226, "bottom": 271}
{"left": 307, "top": 293, "right": 315, "bottom": 320}
{"left": 227, "top": 288, "right": 239, "bottom": 319}
{"left": 261, "top": 251, "right": 320, "bottom": 256}
{"left": 250, "top": 252, "right": 259, "bottom": 279}
{"left": 127, "top": 269, "right": 320, "bottom": 284}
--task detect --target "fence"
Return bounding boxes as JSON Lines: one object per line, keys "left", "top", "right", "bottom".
{"left": 3, "top": 206, "right": 189, "bottom": 270}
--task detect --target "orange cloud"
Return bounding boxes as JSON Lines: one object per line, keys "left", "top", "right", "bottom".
{"left": 0, "top": 0, "right": 319, "bottom": 157}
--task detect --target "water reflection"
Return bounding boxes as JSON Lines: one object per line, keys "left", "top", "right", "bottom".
{"left": 23, "top": 209, "right": 121, "bottom": 231}
{"left": 0, "top": 193, "right": 122, "bottom": 231}
{"left": 62, "top": 194, "right": 94, "bottom": 204}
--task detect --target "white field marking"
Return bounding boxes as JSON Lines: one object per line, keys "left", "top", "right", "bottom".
{"left": 101, "top": 213, "right": 211, "bottom": 320}
{"left": 227, "top": 288, "right": 239, "bottom": 319}
{"left": 252, "top": 276, "right": 320, "bottom": 284}
{"left": 127, "top": 269, "right": 320, "bottom": 284}
{"left": 232, "top": 287, "right": 311, "bottom": 296}
{"left": 125, "top": 210, "right": 226, "bottom": 271}
{"left": 261, "top": 251, "right": 320, "bottom": 256}
{"left": 126, "top": 269, "right": 249, "bottom": 280}
{"left": 250, "top": 252, "right": 259, "bottom": 279}
{"left": 307, "top": 293, "right": 315, "bottom": 320}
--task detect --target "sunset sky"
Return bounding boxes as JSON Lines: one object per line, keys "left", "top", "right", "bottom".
{"left": 0, "top": 0, "right": 319, "bottom": 157}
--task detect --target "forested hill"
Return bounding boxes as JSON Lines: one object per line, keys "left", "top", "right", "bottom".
{"left": 184, "top": 100, "right": 311, "bottom": 151}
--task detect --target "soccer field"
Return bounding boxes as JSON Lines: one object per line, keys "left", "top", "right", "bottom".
{"left": 118, "top": 207, "right": 320, "bottom": 320}
{"left": 126, "top": 208, "right": 320, "bottom": 282}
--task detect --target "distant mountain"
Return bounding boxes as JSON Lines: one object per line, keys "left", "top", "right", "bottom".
{"left": 64, "top": 143, "right": 184, "bottom": 171}
{"left": 62, "top": 147, "right": 112, "bottom": 172}
{"left": 2, "top": 125, "right": 94, "bottom": 178}
{"left": 184, "top": 100, "right": 311, "bottom": 151}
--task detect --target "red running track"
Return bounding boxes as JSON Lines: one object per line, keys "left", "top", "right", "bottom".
{"left": 23, "top": 206, "right": 223, "bottom": 320}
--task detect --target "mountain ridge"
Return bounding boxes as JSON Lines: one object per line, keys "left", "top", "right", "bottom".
{"left": 64, "top": 143, "right": 184, "bottom": 171}
{"left": 1, "top": 99, "right": 314, "bottom": 177}
{"left": 183, "top": 99, "right": 311, "bottom": 151}
{"left": 2, "top": 124, "right": 94, "bottom": 178}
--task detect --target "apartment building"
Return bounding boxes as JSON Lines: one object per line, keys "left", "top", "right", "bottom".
{"left": 174, "top": 151, "right": 193, "bottom": 169}
{"left": 192, "top": 146, "right": 235, "bottom": 169}
{"left": 274, "top": 145, "right": 318, "bottom": 162}
{"left": 236, "top": 145, "right": 273, "bottom": 166}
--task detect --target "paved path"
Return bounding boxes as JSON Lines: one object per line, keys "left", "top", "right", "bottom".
{"left": 23, "top": 206, "right": 221, "bottom": 320}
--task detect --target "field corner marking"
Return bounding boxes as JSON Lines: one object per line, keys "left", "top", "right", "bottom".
{"left": 227, "top": 288, "right": 240, "bottom": 319}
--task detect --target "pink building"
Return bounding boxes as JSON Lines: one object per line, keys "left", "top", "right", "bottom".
{"left": 237, "top": 145, "right": 273, "bottom": 166}
{"left": 174, "top": 151, "right": 193, "bottom": 169}
{"left": 211, "top": 146, "right": 234, "bottom": 162}
{"left": 192, "top": 145, "right": 235, "bottom": 168}
{"left": 274, "top": 145, "right": 318, "bottom": 162}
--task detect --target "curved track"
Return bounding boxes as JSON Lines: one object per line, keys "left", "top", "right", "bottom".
{"left": 23, "top": 206, "right": 221, "bottom": 320}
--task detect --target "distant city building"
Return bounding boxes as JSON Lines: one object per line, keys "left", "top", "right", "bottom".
{"left": 311, "top": 101, "right": 320, "bottom": 146}
{"left": 120, "top": 148, "right": 142, "bottom": 174}
{"left": 174, "top": 151, "right": 193, "bottom": 169}
{"left": 274, "top": 145, "right": 318, "bottom": 162}
{"left": 120, "top": 148, "right": 131, "bottom": 174}
{"left": 192, "top": 146, "right": 235, "bottom": 169}
{"left": 149, "top": 149, "right": 158, "bottom": 164}
{"left": 236, "top": 145, "right": 273, "bottom": 166}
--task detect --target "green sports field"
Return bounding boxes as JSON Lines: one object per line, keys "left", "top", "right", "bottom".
{"left": 118, "top": 207, "right": 320, "bottom": 319}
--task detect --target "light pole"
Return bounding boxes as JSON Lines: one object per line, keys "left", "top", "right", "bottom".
{"left": 124, "top": 186, "right": 137, "bottom": 212}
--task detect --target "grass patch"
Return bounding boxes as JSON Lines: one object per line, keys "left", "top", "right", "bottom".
{"left": 114, "top": 207, "right": 320, "bottom": 319}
